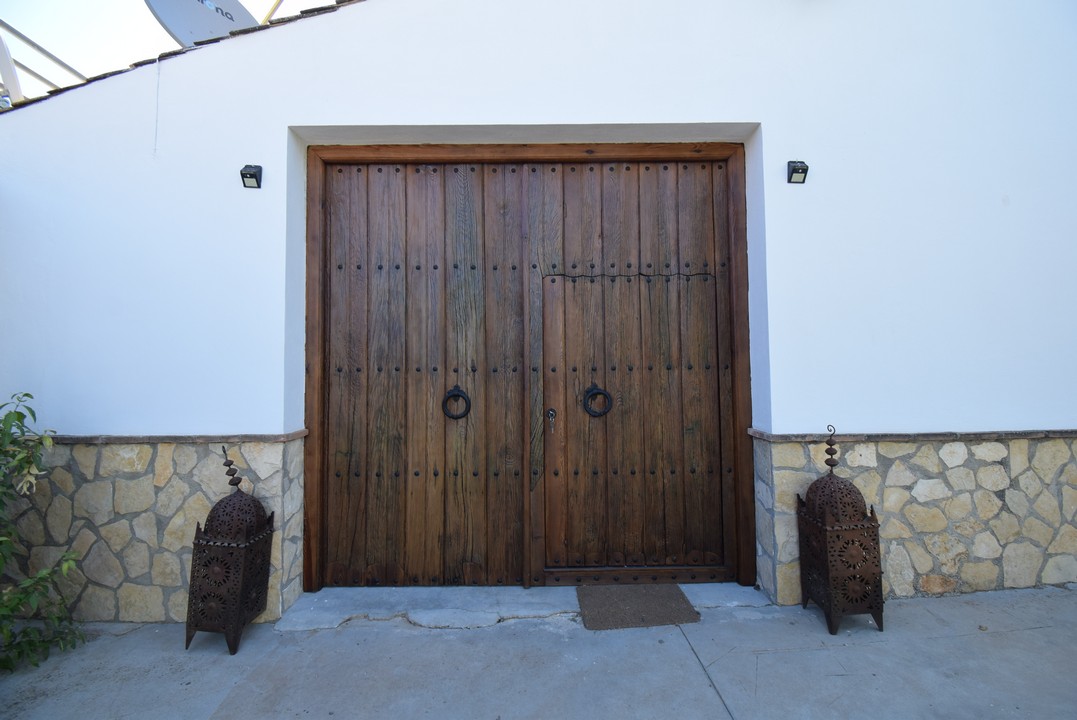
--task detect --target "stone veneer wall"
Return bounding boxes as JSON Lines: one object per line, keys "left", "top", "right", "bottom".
{"left": 754, "top": 431, "right": 1077, "bottom": 605}
{"left": 3, "top": 438, "right": 304, "bottom": 623}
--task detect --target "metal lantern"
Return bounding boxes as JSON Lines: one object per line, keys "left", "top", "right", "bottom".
{"left": 185, "top": 447, "right": 274, "bottom": 654}
{"left": 797, "top": 426, "right": 884, "bottom": 634}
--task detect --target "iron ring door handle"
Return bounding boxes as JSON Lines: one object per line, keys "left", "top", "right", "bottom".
{"left": 442, "top": 385, "right": 471, "bottom": 420}
{"left": 582, "top": 383, "right": 613, "bottom": 418}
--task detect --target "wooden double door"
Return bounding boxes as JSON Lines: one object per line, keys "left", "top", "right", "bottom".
{"left": 305, "top": 144, "right": 753, "bottom": 590}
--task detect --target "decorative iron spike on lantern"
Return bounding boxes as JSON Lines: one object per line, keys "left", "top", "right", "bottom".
{"left": 185, "top": 447, "right": 274, "bottom": 654}
{"left": 797, "top": 426, "right": 884, "bottom": 634}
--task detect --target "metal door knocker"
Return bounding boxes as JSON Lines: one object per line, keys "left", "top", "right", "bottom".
{"left": 442, "top": 385, "right": 471, "bottom": 420}
{"left": 582, "top": 383, "right": 612, "bottom": 418}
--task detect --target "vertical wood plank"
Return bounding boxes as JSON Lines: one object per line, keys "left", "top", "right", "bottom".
{"left": 677, "top": 161, "right": 716, "bottom": 274}
{"left": 562, "top": 163, "right": 602, "bottom": 276}
{"left": 483, "top": 164, "right": 526, "bottom": 584}
{"left": 541, "top": 277, "right": 567, "bottom": 569}
{"left": 639, "top": 161, "right": 680, "bottom": 276}
{"left": 365, "top": 164, "right": 407, "bottom": 586}
{"left": 444, "top": 163, "right": 487, "bottom": 585}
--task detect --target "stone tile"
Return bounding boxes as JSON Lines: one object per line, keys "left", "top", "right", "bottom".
{"left": 960, "top": 561, "right": 999, "bottom": 591}
{"left": 122, "top": 541, "right": 150, "bottom": 579}
{"left": 1002, "top": 542, "right": 1044, "bottom": 588}
{"left": 918, "top": 575, "right": 957, "bottom": 594}
{"left": 1041, "top": 555, "right": 1077, "bottom": 584}
{"left": 132, "top": 511, "right": 159, "bottom": 549}
{"left": 972, "top": 531, "right": 1002, "bottom": 559}
{"left": 885, "top": 460, "right": 918, "bottom": 487}
{"left": 1031, "top": 492, "right": 1061, "bottom": 526}
{"left": 771, "top": 443, "right": 806, "bottom": 469}
{"left": 904, "top": 505, "right": 948, "bottom": 533}
{"left": 50, "top": 466, "right": 76, "bottom": 495}
{"left": 1062, "top": 486, "right": 1077, "bottom": 522}
{"left": 775, "top": 560, "right": 801, "bottom": 606}
{"left": 884, "top": 543, "right": 914, "bottom": 596}
{"left": 912, "top": 478, "right": 950, "bottom": 503}
{"left": 115, "top": 474, "right": 155, "bottom": 514}
{"left": 29, "top": 545, "right": 66, "bottom": 575}
{"left": 773, "top": 470, "right": 816, "bottom": 514}
{"left": 884, "top": 487, "right": 911, "bottom": 514}
{"left": 100, "top": 519, "right": 132, "bottom": 552}
{"left": 72, "top": 445, "right": 98, "bottom": 477}
{"left": 881, "top": 518, "right": 914, "bottom": 539}
{"left": 1031, "top": 439, "right": 1072, "bottom": 484}
{"left": 903, "top": 542, "right": 934, "bottom": 574}
{"left": 46, "top": 494, "right": 73, "bottom": 543}
{"left": 83, "top": 542, "right": 124, "bottom": 588}
{"left": 938, "top": 442, "right": 969, "bottom": 468}
{"left": 16, "top": 511, "right": 46, "bottom": 546}
{"left": 775, "top": 514, "right": 799, "bottom": 563}
{"left": 946, "top": 466, "right": 976, "bottom": 491}
{"left": 1062, "top": 463, "right": 1077, "bottom": 488}
{"left": 152, "top": 553, "right": 183, "bottom": 586}
{"left": 70, "top": 527, "right": 97, "bottom": 558}
{"left": 846, "top": 444, "right": 877, "bottom": 468}
{"left": 974, "top": 490, "right": 1003, "bottom": 520}
{"left": 156, "top": 476, "right": 190, "bottom": 517}
{"left": 117, "top": 583, "right": 165, "bottom": 622}
{"left": 30, "top": 478, "right": 53, "bottom": 512}
{"left": 1009, "top": 439, "right": 1030, "bottom": 478}
{"left": 173, "top": 444, "right": 198, "bottom": 474}
{"left": 953, "top": 518, "right": 985, "bottom": 538}
{"left": 154, "top": 443, "right": 175, "bottom": 487}
{"left": 73, "top": 480, "right": 114, "bottom": 525}
{"left": 1017, "top": 470, "right": 1043, "bottom": 499}
{"left": 971, "top": 442, "right": 1007, "bottom": 462}
{"left": 167, "top": 588, "right": 188, "bottom": 621}
{"left": 976, "top": 465, "right": 1010, "bottom": 492}
{"left": 878, "top": 442, "right": 917, "bottom": 459}
{"left": 1047, "top": 524, "right": 1077, "bottom": 555}
{"left": 1005, "top": 489, "right": 1030, "bottom": 518}
{"left": 990, "top": 512, "right": 1020, "bottom": 544}
{"left": 924, "top": 533, "right": 968, "bottom": 574}
{"left": 99, "top": 444, "right": 153, "bottom": 476}
{"left": 73, "top": 584, "right": 116, "bottom": 621}
{"left": 1022, "top": 517, "right": 1055, "bottom": 548}
{"left": 909, "top": 445, "right": 942, "bottom": 474}
{"left": 943, "top": 493, "right": 972, "bottom": 521}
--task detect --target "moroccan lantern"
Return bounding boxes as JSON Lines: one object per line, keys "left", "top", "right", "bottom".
{"left": 185, "top": 447, "right": 274, "bottom": 654}
{"left": 797, "top": 426, "right": 884, "bottom": 634}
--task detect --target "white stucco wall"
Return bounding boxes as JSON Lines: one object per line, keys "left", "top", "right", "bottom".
{"left": 2, "top": 0, "right": 1075, "bottom": 435}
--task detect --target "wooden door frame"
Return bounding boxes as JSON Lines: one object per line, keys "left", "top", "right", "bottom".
{"left": 303, "top": 143, "right": 755, "bottom": 591}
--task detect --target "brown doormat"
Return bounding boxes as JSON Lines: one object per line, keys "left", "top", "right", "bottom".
{"left": 576, "top": 584, "right": 701, "bottom": 631}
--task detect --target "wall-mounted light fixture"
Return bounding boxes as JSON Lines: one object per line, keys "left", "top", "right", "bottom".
{"left": 240, "top": 165, "right": 262, "bottom": 189}
{"left": 787, "top": 160, "right": 809, "bottom": 184}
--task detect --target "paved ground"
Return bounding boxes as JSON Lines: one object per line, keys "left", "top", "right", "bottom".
{"left": 2, "top": 584, "right": 1074, "bottom": 719}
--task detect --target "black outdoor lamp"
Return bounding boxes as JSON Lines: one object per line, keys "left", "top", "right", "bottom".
{"left": 240, "top": 165, "right": 262, "bottom": 189}
{"left": 787, "top": 160, "right": 809, "bottom": 184}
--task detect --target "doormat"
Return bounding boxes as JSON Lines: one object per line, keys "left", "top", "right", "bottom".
{"left": 576, "top": 584, "right": 700, "bottom": 631}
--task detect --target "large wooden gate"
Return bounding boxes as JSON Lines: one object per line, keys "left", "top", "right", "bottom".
{"left": 304, "top": 145, "right": 753, "bottom": 590}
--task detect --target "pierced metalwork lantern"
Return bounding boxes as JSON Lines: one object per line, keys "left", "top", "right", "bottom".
{"left": 797, "top": 426, "right": 884, "bottom": 634}
{"left": 185, "top": 447, "right": 274, "bottom": 654}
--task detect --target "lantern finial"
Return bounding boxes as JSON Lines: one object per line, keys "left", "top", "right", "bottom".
{"left": 222, "top": 445, "right": 242, "bottom": 487}
{"left": 824, "top": 425, "right": 838, "bottom": 474}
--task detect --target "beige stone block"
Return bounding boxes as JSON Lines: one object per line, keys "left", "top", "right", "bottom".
{"left": 162, "top": 510, "right": 189, "bottom": 553}
{"left": 903, "top": 542, "right": 934, "bottom": 574}
{"left": 1062, "top": 463, "right": 1077, "bottom": 488}
{"left": 904, "top": 505, "right": 948, "bottom": 533}
{"left": 30, "top": 478, "right": 53, "bottom": 513}
{"left": 70, "top": 527, "right": 97, "bottom": 558}
{"left": 73, "top": 480, "right": 114, "bottom": 525}
{"left": 41, "top": 442, "right": 72, "bottom": 471}
{"left": 990, "top": 512, "right": 1021, "bottom": 544}
{"left": 152, "top": 553, "right": 183, "bottom": 586}
{"left": 925, "top": 533, "right": 968, "bottom": 574}
{"left": 16, "top": 511, "right": 46, "bottom": 547}
{"left": 83, "top": 542, "right": 124, "bottom": 588}
{"left": 72, "top": 445, "right": 98, "bottom": 477}
{"left": 946, "top": 467, "right": 976, "bottom": 492}
{"left": 154, "top": 443, "right": 175, "bottom": 487}
{"left": 1047, "top": 523, "right": 1077, "bottom": 555}
{"left": 29, "top": 545, "right": 66, "bottom": 575}
{"left": 99, "top": 444, "right": 153, "bottom": 476}
{"left": 1042, "top": 555, "right": 1077, "bottom": 584}
{"left": 944, "top": 493, "right": 972, "bottom": 521}
{"left": 74, "top": 585, "right": 116, "bottom": 621}
{"left": 974, "top": 490, "right": 1003, "bottom": 520}
{"left": 174, "top": 444, "right": 198, "bottom": 474}
{"left": 884, "top": 487, "right": 911, "bottom": 514}
{"left": 972, "top": 531, "right": 1002, "bottom": 559}
{"left": 755, "top": 553, "right": 776, "bottom": 600}
{"left": 1032, "top": 439, "right": 1072, "bottom": 484}
{"left": 167, "top": 589, "right": 188, "bottom": 621}
{"left": 1009, "top": 439, "right": 1030, "bottom": 478}
{"left": 885, "top": 543, "right": 915, "bottom": 597}
{"left": 55, "top": 566, "right": 87, "bottom": 604}
{"left": 1002, "top": 542, "right": 1044, "bottom": 588}
{"left": 1005, "top": 489, "right": 1030, "bottom": 518}
{"left": 50, "top": 466, "right": 76, "bottom": 495}
{"left": 115, "top": 474, "right": 155, "bottom": 515}
{"left": 755, "top": 510, "right": 775, "bottom": 556}
{"left": 960, "top": 561, "right": 1000, "bottom": 591}
{"left": 122, "top": 541, "right": 150, "bottom": 579}
{"left": 1062, "top": 486, "right": 1077, "bottom": 522}
{"left": 771, "top": 443, "right": 806, "bottom": 469}
{"left": 100, "top": 519, "right": 132, "bottom": 552}
{"left": 879, "top": 442, "right": 917, "bottom": 459}
{"left": 909, "top": 445, "right": 942, "bottom": 474}
{"left": 953, "top": 518, "right": 985, "bottom": 538}
{"left": 1017, "top": 470, "right": 1043, "bottom": 500}
{"left": 46, "top": 494, "right": 73, "bottom": 544}
{"left": 977, "top": 465, "right": 1010, "bottom": 492}
{"left": 117, "top": 584, "right": 165, "bottom": 622}
{"left": 1032, "top": 492, "right": 1061, "bottom": 526}
{"left": 193, "top": 453, "right": 232, "bottom": 502}
{"left": 156, "top": 476, "right": 190, "bottom": 517}
{"left": 938, "top": 442, "right": 969, "bottom": 469}
{"left": 282, "top": 577, "right": 303, "bottom": 612}
{"left": 881, "top": 518, "right": 914, "bottom": 539}
{"left": 774, "top": 470, "right": 816, "bottom": 514}
{"left": 283, "top": 480, "right": 304, "bottom": 519}
{"left": 886, "top": 460, "right": 918, "bottom": 487}
{"left": 912, "top": 478, "right": 951, "bottom": 503}
{"left": 775, "top": 561, "right": 802, "bottom": 606}
{"left": 971, "top": 442, "right": 1007, "bottom": 463}
{"left": 919, "top": 574, "right": 957, "bottom": 595}
{"left": 808, "top": 441, "right": 833, "bottom": 475}
{"left": 846, "top": 444, "right": 877, "bottom": 468}
{"left": 1023, "top": 517, "right": 1054, "bottom": 547}
{"left": 132, "top": 511, "right": 158, "bottom": 549}
{"left": 848, "top": 470, "right": 881, "bottom": 509}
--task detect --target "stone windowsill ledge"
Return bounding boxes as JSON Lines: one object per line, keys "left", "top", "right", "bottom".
{"left": 748, "top": 427, "right": 1077, "bottom": 443}
{"left": 51, "top": 429, "right": 309, "bottom": 445}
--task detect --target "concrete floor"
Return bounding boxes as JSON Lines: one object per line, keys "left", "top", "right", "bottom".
{"left": 2, "top": 584, "right": 1074, "bottom": 720}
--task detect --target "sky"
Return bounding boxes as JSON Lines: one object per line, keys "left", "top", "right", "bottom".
{"left": 0, "top": 0, "right": 329, "bottom": 99}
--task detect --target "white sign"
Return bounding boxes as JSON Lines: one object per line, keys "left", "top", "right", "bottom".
{"left": 144, "top": 0, "right": 259, "bottom": 48}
